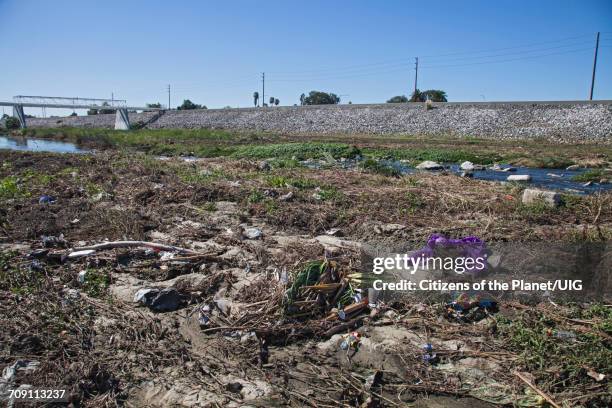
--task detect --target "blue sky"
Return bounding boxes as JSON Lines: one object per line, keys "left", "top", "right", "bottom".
{"left": 1, "top": 0, "right": 611, "bottom": 115}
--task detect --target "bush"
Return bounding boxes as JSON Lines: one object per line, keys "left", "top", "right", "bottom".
{"left": 5, "top": 117, "right": 21, "bottom": 130}
{"left": 386, "top": 95, "right": 408, "bottom": 103}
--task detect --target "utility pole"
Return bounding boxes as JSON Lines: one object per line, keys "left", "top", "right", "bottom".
{"left": 167, "top": 84, "right": 171, "bottom": 110}
{"left": 589, "top": 32, "right": 600, "bottom": 101}
{"left": 262, "top": 73, "right": 265, "bottom": 107}
{"left": 413, "top": 57, "right": 419, "bottom": 96}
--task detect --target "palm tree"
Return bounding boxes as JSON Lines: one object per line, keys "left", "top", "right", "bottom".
{"left": 274, "top": 98, "right": 279, "bottom": 106}
{"left": 269, "top": 96, "right": 275, "bottom": 106}
{"left": 253, "top": 92, "right": 259, "bottom": 107}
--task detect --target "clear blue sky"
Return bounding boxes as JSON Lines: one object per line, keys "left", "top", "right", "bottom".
{"left": 1, "top": 0, "right": 611, "bottom": 115}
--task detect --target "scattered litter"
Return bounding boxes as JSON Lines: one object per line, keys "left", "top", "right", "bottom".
{"left": 548, "top": 330, "right": 576, "bottom": 340}
{"left": 409, "top": 234, "right": 488, "bottom": 275}
{"left": 325, "top": 228, "right": 342, "bottom": 236}
{"left": 159, "top": 251, "right": 176, "bottom": 261}
{"left": 340, "top": 331, "right": 361, "bottom": 351}
{"left": 364, "top": 371, "right": 383, "bottom": 391}
{"left": 38, "top": 195, "right": 56, "bottom": 204}
{"left": 422, "top": 343, "right": 438, "bottom": 364}
{"left": 77, "top": 270, "right": 87, "bottom": 284}
{"left": 507, "top": 174, "right": 532, "bottom": 182}
{"left": 63, "top": 288, "right": 81, "bottom": 300}
{"left": 586, "top": 368, "right": 606, "bottom": 382}
{"left": 278, "top": 191, "right": 294, "bottom": 201}
{"left": 242, "top": 227, "right": 263, "bottom": 240}
{"left": 133, "top": 288, "right": 184, "bottom": 312}
{"left": 258, "top": 161, "right": 271, "bottom": 171}
{"left": 446, "top": 292, "right": 498, "bottom": 322}
{"left": 67, "top": 249, "right": 96, "bottom": 259}
{"left": 522, "top": 188, "right": 561, "bottom": 208}
{"left": 41, "top": 234, "right": 66, "bottom": 248}
{"left": 198, "top": 304, "right": 211, "bottom": 327}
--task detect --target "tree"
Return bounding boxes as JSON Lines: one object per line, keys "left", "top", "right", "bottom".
{"left": 99, "top": 102, "right": 114, "bottom": 114}
{"left": 410, "top": 89, "right": 423, "bottom": 102}
{"left": 421, "top": 90, "right": 447, "bottom": 102}
{"left": 146, "top": 102, "right": 162, "bottom": 108}
{"left": 253, "top": 92, "right": 259, "bottom": 107}
{"left": 302, "top": 91, "right": 340, "bottom": 105}
{"left": 299, "top": 93, "right": 306, "bottom": 106}
{"left": 410, "top": 89, "right": 447, "bottom": 102}
{"left": 70, "top": 112, "right": 78, "bottom": 116}
{"left": 387, "top": 95, "right": 408, "bottom": 103}
{"left": 274, "top": 98, "right": 279, "bottom": 106}
{"left": 5, "top": 116, "right": 21, "bottom": 130}
{"left": 177, "top": 99, "right": 205, "bottom": 110}
{"left": 269, "top": 96, "right": 275, "bottom": 106}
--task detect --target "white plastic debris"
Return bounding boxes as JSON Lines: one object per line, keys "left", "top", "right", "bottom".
{"left": 68, "top": 249, "right": 96, "bottom": 259}
{"left": 242, "top": 227, "right": 263, "bottom": 240}
{"left": 507, "top": 175, "right": 532, "bottom": 182}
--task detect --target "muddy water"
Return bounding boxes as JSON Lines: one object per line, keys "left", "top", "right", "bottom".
{"left": 0, "top": 135, "right": 89, "bottom": 154}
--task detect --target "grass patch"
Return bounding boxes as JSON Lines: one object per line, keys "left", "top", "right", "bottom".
{"left": 233, "top": 143, "right": 360, "bottom": 160}
{"left": 0, "top": 251, "right": 43, "bottom": 294}
{"left": 571, "top": 169, "right": 606, "bottom": 183}
{"left": 360, "top": 159, "right": 401, "bottom": 177}
{"left": 364, "top": 147, "right": 502, "bottom": 165}
{"left": 0, "top": 176, "right": 30, "bottom": 199}
{"left": 266, "top": 175, "right": 319, "bottom": 189}
{"left": 497, "top": 310, "right": 611, "bottom": 379}
{"left": 82, "top": 269, "right": 110, "bottom": 298}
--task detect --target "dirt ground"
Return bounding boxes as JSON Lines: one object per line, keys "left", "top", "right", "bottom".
{"left": 1, "top": 149, "right": 611, "bottom": 407}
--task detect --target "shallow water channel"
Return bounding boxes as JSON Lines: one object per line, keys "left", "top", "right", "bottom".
{"left": 0, "top": 135, "right": 89, "bottom": 154}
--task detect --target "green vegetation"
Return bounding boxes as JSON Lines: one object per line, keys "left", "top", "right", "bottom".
{"left": 364, "top": 147, "right": 502, "bottom": 165}
{"left": 0, "top": 251, "right": 43, "bottom": 294}
{"left": 17, "top": 128, "right": 609, "bottom": 170}
{"left": 360, "top": 158, "right": 401, "bottom": 177}
{"left": 82, "top": 269, "right": 110, "bottom": 298}
{"left": 497, "top": 310, "right": 611, "bottom": 380}
{"left": 232, "top": 143, "right": 360, "bottom": 160}
{"left": 0, "top": 176, "right": 30, "bottom": 199}
{"left": 301, "top": 91, "right": 340, "bottom": 105}
{"left": 177, "top": 99, "right": 206, "bottom": 110}
{"left": 571, "top": 169, "right": 606, "bottom": 182}
{"left": 4, "top": 116, "right": 21, "bottom": 130}
{"left": 386, "top": 95, "right": 409, "bottom": 103}
{"left": 410, "top": 89, "right": 448, "bottom": 102}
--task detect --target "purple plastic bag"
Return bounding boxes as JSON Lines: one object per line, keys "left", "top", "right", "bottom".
{"left": 409, "top": 234, "right": 487, "bottom": 275}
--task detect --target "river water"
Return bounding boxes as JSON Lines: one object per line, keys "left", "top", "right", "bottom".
{"left": 0, "top": 135, "right": 89, "bottom": 154}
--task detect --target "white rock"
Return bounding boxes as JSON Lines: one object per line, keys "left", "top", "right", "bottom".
{"left": 460, "top": 161, "right": 474, "bottom": 171}
{"left": 416, "top": 161, "right": 443, "bottom": 170}
{"left": 521, "top": 188, "right": 561, "bottom": 207}
{"left": 566, "top": 164, "right": 580, "bottom": 171}
{"left": 507, "top": 175, "right": 531, "bottom": 182}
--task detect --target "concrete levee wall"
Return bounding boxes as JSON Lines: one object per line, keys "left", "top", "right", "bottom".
{"left": 22, "top": 101, "right": 612, "bottom": 142}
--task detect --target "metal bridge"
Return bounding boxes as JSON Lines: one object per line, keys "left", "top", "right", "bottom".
{"left": 0, "top": 95, "right": 161, "bottom": 130}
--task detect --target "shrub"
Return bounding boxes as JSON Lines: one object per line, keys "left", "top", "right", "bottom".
{"left": 4, "top": 117, "right": 21, "bottom": 130}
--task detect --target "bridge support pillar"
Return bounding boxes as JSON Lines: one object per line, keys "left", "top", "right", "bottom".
{"left": 114, "top": 108, "right": 130, "bottom": 130}
{"left": 13, "top": 104, "right": 26, "bottom": 129}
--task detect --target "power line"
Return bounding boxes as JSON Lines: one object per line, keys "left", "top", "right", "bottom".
{"left": 266, "top": 33, "right": 595, "bottom": 77}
